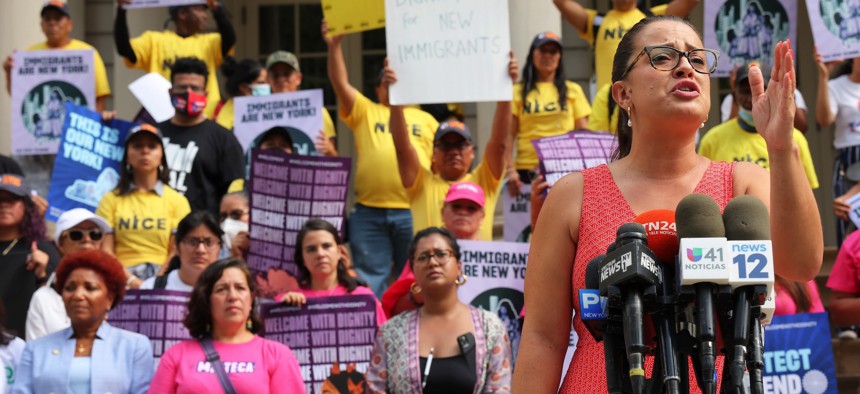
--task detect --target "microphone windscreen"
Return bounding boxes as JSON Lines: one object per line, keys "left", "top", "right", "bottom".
{"left": 616, "top": 222, "right": 647, "bottom": 237}
{"left": 633, "top": 210, "right": 678, "bottom": 264}
{"left": 676, "top": 193, "right": 726, "bottom": 239}
{"left": 723, "top": 195, "right": 770, "bottom": 240}
{"left": 585, "top": 254, "right": 604, "bottom": 290}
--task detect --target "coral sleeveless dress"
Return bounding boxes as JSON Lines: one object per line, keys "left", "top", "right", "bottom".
{"left": 559, "top": 162, "right": 735, "bottom": 393}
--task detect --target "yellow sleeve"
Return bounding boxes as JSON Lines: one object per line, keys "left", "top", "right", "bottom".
{"left": 203, "top": 33, "right": 226, "bottom": 68}
{"left": 474, "top": 161, "right": 503, "bottom": 198}
{"left": 127, "top": 32, "right": 153, "bottom": 70}
{"left": 92, "top": 49, "right": 111, "bottom": 97}
{"left": 566, "top": 81, "right": 592, "bottom": 121}
{"left": 95, "top": 192, "right": 117, "bottom": 232}
{"left": 340, "top": 89, "right": 370, "bottom": 130}
{"left": 793, "top": 131, "right": 819, "bottom": 189}
{"left": 588, "top": 84, "right": 610, "bottom": 132}
{"left": 650, "top": 5, "right": 669, "bottom": 15}
{"left": 323, "top": 107, "right": 336, "bottom": 138}
{"left": 169, "top": 190, "right": 192, "bottom": 231}
{"left": 579, "top": 9, "right": 599, "bottom": 45}
{"left": 512, "top": 83, "right": 523, "bottom": 118}
{"left": 406, "top": 166, "right": 429, "bottom": 201}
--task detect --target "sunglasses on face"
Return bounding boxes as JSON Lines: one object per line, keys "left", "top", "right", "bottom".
{"left": 219, "top": 210, "right": 248, "bottom": 221}
{"left": 66, "top": 229, "right": 103, "bottom": 242}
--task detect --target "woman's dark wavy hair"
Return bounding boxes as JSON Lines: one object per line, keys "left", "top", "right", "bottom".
{"left": 294, "top": 219, "right": 362, "bottom": 292}
{"left": 610, "top": 15, "right": 699, "bottom": 160}
{"left": 54, "top": 249, "right": 127, "bottom": 309}
{"left": 19, "top": 195, "right": 46, "bottom": 243}
{"left": 114, "top": 132, "right": 170, "bottom": 196}
{"left": 407, "top": 227, "right": 461, "bottom": 271}
{"left": 222, "top": 58, "right": 264, "bottom": 98}
{"left": 184, "top": 258, "right": 262, "bottom": 338}
{"left": 162, "top": 211, "right": 224, "bottom": 275}
{"left": 520, "top": 36, "right": 567, "bottom": 112}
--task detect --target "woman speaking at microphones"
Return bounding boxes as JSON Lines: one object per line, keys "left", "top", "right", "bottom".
{"left": 512, "top": 14, "right": 823, "bottom": 394}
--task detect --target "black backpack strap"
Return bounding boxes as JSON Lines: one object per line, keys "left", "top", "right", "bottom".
{"left": 199, "top": 338, "right": 238, "bottom": 394}
{"left": 154, "top": 274, "right": 169, "bottom": 290}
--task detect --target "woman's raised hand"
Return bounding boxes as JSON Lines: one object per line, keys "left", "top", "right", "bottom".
{"left": 750, "top": 40, "right": 796, "bottom": 152}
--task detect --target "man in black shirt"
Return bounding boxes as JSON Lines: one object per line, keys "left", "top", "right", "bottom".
{"left": 160, "top": 57, "right": 244, "bottom": 215}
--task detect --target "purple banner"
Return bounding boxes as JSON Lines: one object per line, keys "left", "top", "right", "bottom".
{"left": 107, "top": 290, "right": 191, "bottom": 359}
{"left": 247, "top": 149, "right": 351, "bottom": 298}
{"left": 261, "top": 295, "right": 378, "bottom": 394}
{"left": 532, "top": 130, "right": 617, "bottom": 188}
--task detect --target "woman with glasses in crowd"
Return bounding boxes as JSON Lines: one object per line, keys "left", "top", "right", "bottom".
{"left": 97, "top": 124, "right": 192, "bottom": 282}
{"left": 13, "top": 250, "right": 154, "bottom": 394}
{"left": 140, "top": 211, "right": 223, "bottom": 292}
{"left": 366, "top": 227, "right": 512, "bottom": 393}
{"left": 513, "top": 15, "right": 822, "bottom": 393}
{"left": 218, "top": 191, "right": 249, "bottom": 258}
{"left": 149, "top": 258, "right": 305, "bottom": 393}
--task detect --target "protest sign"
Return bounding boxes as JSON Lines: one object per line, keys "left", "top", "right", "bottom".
{"left": 11, "top": 50, "right": 96, "bottom": 155}
{"left": 322, "top": 0, "right": 385, "bottom": 36}
{"left": 247, "top": 149, "right": 351, "bottom": 297}
{"left": 384, "top": 0, "right": 511, "bottom": 104}
{"left": 129, "top": 73, "right": 174, "bottom": 122}
{"left": 233, "top": 90, "right": 324, "bottom": 154}
{"left": 261, "top": 295, "right": 378, "bottom": 394}
{"left": 532, "top": 131, "right": 616, "bottom": 189}
{"left": 806, "top": 0, "right": 860, "bottom": 61}
{"left": 848, "top": 192, "right": 860, "bottom": 229}
{"left": 46, "top": 103, "right": 133, "bottom": 222}
{"left": 703, "top": 0, "right": 797, "bottom": 76}
{"left": 123, "top": 0, "right": 205, "bottom": 9}
{"left": 108, "top": 290, "right": 191, "bottom": 360}
{"left": 502, "top": 190, "right": 532, "bottom": 243}
{"left": 763, "top": 312, "right": 837, "bottom": 393}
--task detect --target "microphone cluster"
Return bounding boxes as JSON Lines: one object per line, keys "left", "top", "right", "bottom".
{"left": 578, "top": 194, "right": 775, "bottom": 394}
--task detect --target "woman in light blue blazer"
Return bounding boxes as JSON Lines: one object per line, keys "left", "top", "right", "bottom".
{"left": 12, "top": 249, "right": 153, "bottom": 394}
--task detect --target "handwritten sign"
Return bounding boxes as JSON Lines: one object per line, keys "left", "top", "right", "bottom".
{"left": 233, "top": 90, "right": 324, "bottom": 154}
{"left": 322, "top": 0, "right": 385, "bottom": 36}
{"left": 532, "top": 131, "right": 616, "bottom": 188}
{"left": 108, "top": 290, "right": 191, "bottom": 361}
{"left": 122, "top": 0, "right": 205, "bottom": 9}
{"left": 385, "top": 0, "right": 511, "bottom": 104}
{"left": 11, "top": 50, "right": 95, "bottom": 155}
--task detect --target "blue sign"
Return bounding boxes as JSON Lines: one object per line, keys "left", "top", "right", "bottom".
{"left": 763, "top": 312, "right": 837, "bottom": 394}
{"left": 578, "top": 289, "right": 607, "bottom": 320}
{"left": 47, "top": 103, "right": 133, "bottom": 222}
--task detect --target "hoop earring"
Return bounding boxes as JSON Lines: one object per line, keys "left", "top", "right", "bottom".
{"left": 700, "top": 122, "right": 706, "bottom": 129}
{"left": 626, "top": 107, "right": 632, "bottom": 128}
{"left": 410, "top": 282, "right": 422, "bottom": 294}
{"left": 455, "top": 273, "right": 468, "bottom": 286}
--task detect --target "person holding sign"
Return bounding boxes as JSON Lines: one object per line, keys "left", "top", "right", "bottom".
{"left": 213, "top": 58, "right": 269, "bottom": 131}
{"left": 389, "top": 55, "right": 515, "bottom": 241}
{"left": 13, "top": 250, "right": 155, "bottom": 394}
{"left": 513, "top": 16, "right": 823, "bottom": 393}
{"left": 506, "top": 32, "right": 591, "bottom": 197}
{"left": 113, "top": 0, "right": 235, "bottom": 118}
{"left": 96, "top": 124, "right": 191, "bottom": 281}
{"left": 366, "top": 227, "right": 512, "bottom": 393}
{"left": 2, "top": 1, "right": 111, "bottom": 112}
{"left": 149, "top": 258, "right": 306, "bottom": 393}
{"left": 140, "top": 211, "right": 223, "bottom": 292}
{"left": 276, "top": 219, "right": 387, "bottom": 327}
{"left": 323, "top": 20, "right": 439, "bottom": 297}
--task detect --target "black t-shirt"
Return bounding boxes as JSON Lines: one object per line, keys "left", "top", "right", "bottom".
{"left": 0, "top": 239, "right": 61, "bottom": 339}
{"left": 159, "top": 119, "right": 245, "bottom": 215}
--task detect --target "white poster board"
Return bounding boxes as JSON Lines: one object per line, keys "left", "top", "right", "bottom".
{"left": 806, "top": 0, "right": 860, "bottom": 61}
{"left": 233, "top": 90, "right": 324, "bottom": 155}
{"left": 123, "top": 0, "right": 205, "bottom": 9}
{"left": 384, "top": 0, "right": 512, "bottom": 104}
{"left": 11, "top": 49, "right": 96, "bottom": 156}
{"left": 129, "top": 73, "right": 174, "bottom": 123}
{"left": 503, "top": 189, "right": 532, "bottom": 243}
{"left": 847, "top": 192, "right": 860, "bottom": 229}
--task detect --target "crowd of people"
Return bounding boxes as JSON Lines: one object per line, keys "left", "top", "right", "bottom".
{"left": 1, "top": 0, "right": 860, "bottom": 392}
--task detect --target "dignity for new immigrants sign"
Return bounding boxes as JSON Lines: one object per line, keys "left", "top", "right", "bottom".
{"left": 47, "top": 103, "right": 133, "bottom": 222}
{"left": 11, "top": 50, "right": 95, "bottom": 155}
{"left": 763, "top": 312, "right": 837, "bottom": 393}
{"left": 322, "top": 0, "right": 385, "bottom": 36}
{"left": 806, "top": 0, "right": 860, "bottom": 60}
{"left": 233, "top": 90, "right": 324, "bottom": 155}
{"left": 384, "top": 0, "right": 511, "bottom": 104}
{"left": 108, "top": 290, "right": 191, "bottom": 361}
{"left": 262, "top": 295, "right": 378, "bottom": 394}
{"left": 532, "top": 130, "right": 616, "bottom": 188}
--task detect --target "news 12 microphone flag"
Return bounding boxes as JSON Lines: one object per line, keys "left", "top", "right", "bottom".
{"left": 762, "top": 312, "right": 837, "bottom": 394}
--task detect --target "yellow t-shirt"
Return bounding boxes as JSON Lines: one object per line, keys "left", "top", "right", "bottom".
{"left": 340, "top": 90, "right": 437, "bottom": 208}
{"left": 580, "top": 5, "right": 668, "bottom": 90}
{"left": 698, "top": 118, "right": 819, "bottom": 189}
{"left": 27, "top": 39, "right": 111, "bottom": 98}
{"left": 407, "top": 161, "right": 502, "bottom": 240}
{"left": 216, "top": 99, "right": 337, "bottom": 139}
{"left": 588, "top": 83, "right": 619, "bottom": 134}
{"left": 512, "top": 81, "right": 592, "bottom": 170}
{"left": 126, "top": 30, "right": 230, "bottom": 118}
{"left": 96, "top": 184, "right": 192, "bottom": 267}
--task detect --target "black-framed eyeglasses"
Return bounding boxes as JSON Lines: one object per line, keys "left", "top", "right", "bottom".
{"left": 620, "top": 46, "right": 720, "bottom": 80}
{"left": 219, "top": 210, "right": 248, "bottom": 222}
{"left": 415, "top": 249, "right": 455, "bottom": 265}
{"left": 181, "top": 237, "right": 221, "bottom": 249}
{"left": 66, "top": 229, "right": 103, "bottom": 242}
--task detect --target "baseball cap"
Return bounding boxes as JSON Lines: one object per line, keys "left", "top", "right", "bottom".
{"left": 434, "top": 120, "right": 472, "bottom": 143}
{"left": 531, "top": 31, "right": 562, "bottom": 48}
{"left": 41, "top": 0, "right": 70, "bottom": 18}
{"left": 54, "top": 208, "right": 112, "bottom": 242}
{"left": 735, "top": 63, "right": 771, "bottom": 87}
{"left": 0, "top": 174, "right": 28, "bottom": 198}
{"left": 125, "top": 123, "right": 164, "bottom": 145}
{"left": 266, "top": 51, "right": 301, "bottom": 72}
{"left": 444, "top": 182, "right": 485, "bottom": 207}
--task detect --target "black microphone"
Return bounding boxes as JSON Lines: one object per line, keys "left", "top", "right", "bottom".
{"left": 723, "top": 195, "right": 774, "bottom": 394}
{"left": 599, "top": 223, "right": 662, "bottom": 394}
{"left": 581, "top": 254, "right": 627, "bottom": 394}
{"left": 676, "top": 194, "right": 728, "bottom": 394}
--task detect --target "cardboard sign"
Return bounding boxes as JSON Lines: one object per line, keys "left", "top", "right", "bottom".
{"left": 502, "top": 189, "right": 532, "bottom": 243}
{"left": 532, "top": 130, "right": 616, "bottom": 189}
{"left": 233, "top": 90, "right": 324, "bottom": 155}
{"left": 322, "top": 0, "right": 385, "bottom": 36}
{"left": 108, "top": 290, "right": 192, "bottom": 360}
{"left": 384, "top": 0, "right": 512, "bottom": 104}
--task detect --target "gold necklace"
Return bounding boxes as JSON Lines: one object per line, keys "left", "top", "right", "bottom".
{"left": 2, "top": 238, "right": 19, "bottom": 256}
{"left": 76, "top": 344, "right": 88, "bottom": 354}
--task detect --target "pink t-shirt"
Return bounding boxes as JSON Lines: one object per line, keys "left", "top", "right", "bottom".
{"left": 774, "top": 280, "right": 825, "bottom": 316}
{"left": 148, "top": 336, "right": 306, "bottom": 394}
{"left": 281, "top": 284, "right": 388, "bottom": 327}
{"left": 828, "top": 230, "right": 860, "bottom": 294}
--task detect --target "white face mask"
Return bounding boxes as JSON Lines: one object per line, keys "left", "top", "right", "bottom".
{"left": 250, "top": 83, "right": 271, "bottom": 96}
{"left": 221, "top": 218, "right": 249, "bottom": 250}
